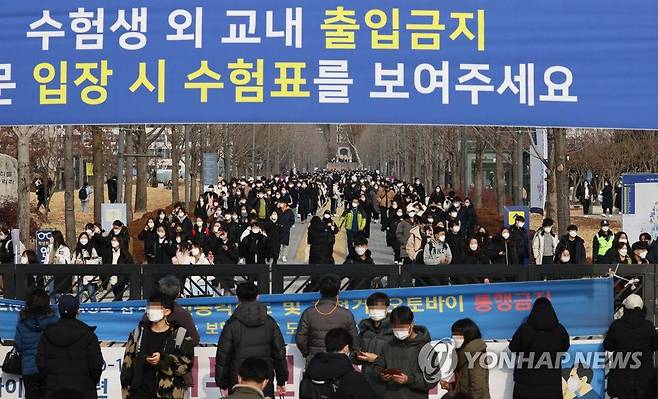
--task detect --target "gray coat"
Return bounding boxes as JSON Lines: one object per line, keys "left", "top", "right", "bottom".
{"left": 295, "top": 297, "right": 357, "bottom": 363}
{"left": 395, "top": 220, "right": 414, "bottom": 259}
{"left": 355, "top": 318, "right": 394, "bottom": 397}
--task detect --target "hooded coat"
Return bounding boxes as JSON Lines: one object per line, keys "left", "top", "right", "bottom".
{"left": 509, "top": 298, "right": 570, "bottom": 399}
{"left": 14, "top": 313, "right": 59, "bottom": 375}
{"left": 37, "top": 318, "right": 104, "bottom": 399}
{"left": 302, "top": 352, "right": 380, "bottom": 399}
{"left": 603, "top": 308, "right": 658, "bottom": 399}
{"left": 215, "top": 302, "right": 288, "bottom": 397}
{"left": 376, "top": 325, "right": 437, "bottom": 399}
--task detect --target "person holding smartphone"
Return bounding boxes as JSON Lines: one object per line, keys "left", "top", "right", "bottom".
{"left": 376, "top": 306, "right": 436, "bottom": 399}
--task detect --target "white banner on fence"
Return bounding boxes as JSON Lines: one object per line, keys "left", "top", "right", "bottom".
{"left": 0, "top": 340, "right": 605, "bottom": 399}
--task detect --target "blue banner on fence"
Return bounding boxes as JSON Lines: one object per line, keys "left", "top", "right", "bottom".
{"left": 1, "top": 1, "right": 658, "bottom": 128}
{"left": 0, "top": 278, "right": 613, "bottom": 344}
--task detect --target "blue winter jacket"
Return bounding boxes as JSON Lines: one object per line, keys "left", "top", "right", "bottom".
{"left": 14, "top": 313, "right": 59, "bottom": 375}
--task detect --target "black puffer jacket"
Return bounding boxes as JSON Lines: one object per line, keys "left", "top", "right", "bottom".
{"left": 376, "top": 325, "right": 436, "bottom": 399}
{"left": 509, "top": 298, "right": 570, "bottom": 399}
{"left": 308, "top": 223, "right": 333, "bottom": 264}
{"left": 302, "top": 352, "right": 380, "bottom": 399}
{"left": 355, "top": 318, "right": 394, "bottom": 397}
{"left": 603, "top": 308, "right": 658, "bottom": 399}
{"left": 295, "top": 298, "right": 357, "bottom": 363}
{"left": 215, "top": 302, "right": 288, "bottom": 397}
{"left": 37, "top": 318, "right": 104, "bottom": 399}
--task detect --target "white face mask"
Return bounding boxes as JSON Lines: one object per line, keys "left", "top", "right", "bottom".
{"left": 113, "top": 228, "right": 121, "bottom": 235}
{"left": 148, "top": 222, "right": 155, "bottom": 229}
{"left": 355, "top": 247, "right": 367, "bottom": 256}
{"left": 252, "top": 228, "right": 261, "bottom": 234}
{"left": 147, "top": 308, "right": 165, "bottom": 323}
{"left": 452, "top": 226, "right": 460, "bottom": 233}
{"left": 427, "top": 218, "right": 434, "bottom": 224}
{"left": 561, "top": 256, "right": 571, "bottom": 263}
{"left": 396, "top": 212, "right": 403, "bottom": 217}
{"left": 271, "top": 215, "right": 278, "bottom": 222}
{"left": 111, "top": 241, "right": 120, "bottom": 248}
{"left": 640, "top": 251, "right": 648, "bottom": 259}
{"left": 502, "top": 232, "right": 510, "bottom": 240}
{"left": 409, "top": 212, "right": 416, "bottom": 218}
{"left": 368, "top": 309, "right": 387, "bottom": 322}
{"left": 516, "top": 222, "right": 525, "bottom": 228}
{"left": 450, "top": 212, "right": 458, "bottom": 218}
{"left": 569, "top": 231, "right": 577, "bottom": 238}
{"left": 619, "top": 238, "right": 627, "bottom": 243}
{"left": 196, "top": 221, "right": 203, "bottom": 227}
{"left": 543, "top": 227, "right": 552, "bottom": 233}
{"left": 452, "top": 335, "right": 465, "bottom": 349}
{"left": 191, "top": 248, "right": 200, "bottom": 256}
{"left": 438, "top": 235, "right": 446, "bottom": 243}
{"left": 79, "top": 239, "right": 88, "bottom": 246}
{"left": 352, "top": 202, "right": 359, "bottom": 208}
{"left": 158, "top": 232, "right": 166, "bottom": 238}
{"left": 21, "top": 256, "right": 28, "bottom": 264}
{"left": 619, "top": 249, "right": 628, "bottom": 257}
{"left": 393, "top": 328, "right": 411, "bottom": 341}
{"left": 85, "top": 229, "right": 93, "bottom": 236}
{"left": 602, "top": 226, "right": 609, "bottom": 232}
{"left": 567, "top": 375, "right": 581, "bottom": 394}
{"left": 213, "top": 226, "right": 221, "bottom": 233}
{"left": 469, "top": 244, "right": 478, "bottom": 251}
{"left": 324, "top": 214, "right": 331, "bottom": 219}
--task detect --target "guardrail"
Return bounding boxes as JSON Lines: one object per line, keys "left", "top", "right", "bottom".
{"left": 0, "top": 264, "right": 653, "bottom": 320}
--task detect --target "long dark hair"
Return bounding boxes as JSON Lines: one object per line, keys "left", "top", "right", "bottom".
{"left": 51, "top": 230, "right": 67, "bottom": 249}
{"left": 20, "top": 288, "right": 53, "bottom": 320}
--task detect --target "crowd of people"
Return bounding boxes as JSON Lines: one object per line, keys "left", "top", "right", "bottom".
{"left": 1, "top": 170, "right": 658, "bottom": 302}
{"left": 11, "top": 274, "right": 658, "bottom": 399}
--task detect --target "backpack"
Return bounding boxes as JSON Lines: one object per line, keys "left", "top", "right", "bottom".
{"left": 132, "top": 325, "right": 187, "bottom": 353}
{"left": 299, "top": 373, "right": 341, "bottom": 399}
{"left": 423, "top": 241, "right": 445, "bottom": 265}
{"left": 79, "top": 187, "right": 88, "bottom": 200}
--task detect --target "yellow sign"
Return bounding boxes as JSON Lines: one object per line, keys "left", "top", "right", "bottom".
{"left": 86, "top": 163, "right": 93, "bottom": 176}
{"left": 507, "top": 210, "right": 525, "bottom": 226}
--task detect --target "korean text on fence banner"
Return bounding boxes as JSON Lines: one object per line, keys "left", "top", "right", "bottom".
{"left": 1, "top": 1, "right": 658, "bottom": 128}
{"left": 0, "top": 279, "right": 613, "bottom": 344}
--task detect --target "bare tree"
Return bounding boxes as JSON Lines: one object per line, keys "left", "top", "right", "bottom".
{"left": 64, "top": 126, "right": 76, "bottom": 247}
{"left": 134, "top": 125, "right": 166, "bottom": 212}
{"left": 92, "top": 126, "right": 105, "bottom": 222}
{"left": 12, "top": 126, "right": 38, "bottom": 243}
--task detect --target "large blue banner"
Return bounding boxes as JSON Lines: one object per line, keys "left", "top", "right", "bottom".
{"left": 0, "top": 1, "right": 657, "bottom": 128}
{"left": 0, "top": 278, "right": 613, "bottom": 344}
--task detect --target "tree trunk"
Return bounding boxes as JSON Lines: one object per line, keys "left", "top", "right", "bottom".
{"left": 171, "top": 126, "right": 180, "bottom": 205}
{"left": 92, "top": 126, "right": 104, "bottom": 222}
{"left": 124, "top": 132, "right": 134, "bottom": 223}
{"left": 190, "top": 130, "right": 198, "bottom": 213}
{"left": 495, "top": 143, "right": 506, "bottom": 216}
{"left": 511, "top": 133, "right": 520, "bottom": 205}
{"left": 545, "top": 130, "right": 557, "bottom": 221}
{"left": 14, "top": 127, "right": 34, "bottom": 244}
{"left": 224, "top": 125, "right": 233, "bottom": 181}
{"left": 134, "top": 126, "right": 148, "bottom": 213}
{"left": 461, "top": 128, "right": 469, "bottom": 197}
{"left": 64, "top": 126, "right": 76, "bottom": 247}
{"left": 554, "top": 128, "right": 571, "bottom": 234}
{"left": 474, "top": 136, "right": 484, "bottom": 208}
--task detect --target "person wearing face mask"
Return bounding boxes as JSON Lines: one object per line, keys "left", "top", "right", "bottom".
{"left": 532, "top": 218, "right": 559, "bottom": 265}
{"left": 428, "top": 185, "right": 446, "bottom": 208}
{"left": 592, "top": 220, "right": 614, "bottom": 264}
{"left": 194, "top": 195, "right": 208, "bottom": 222}
{"left": 276, "top": 202, "right": 295, "bottom": 263}
{"left": 322, "top": 211, "right": 339, "bottom": 261}
{"left": 555, "top": 248, "right": 573, "bottom": 265}
{"left": 240, "top": 223, "right": 269, "bottom": 265}
{"left": 298, "top": 182, "right": 313, "bottom": 223}
{"left": 376, "top": 305, "right": 435, "bottom": 399}
{"left": 37, "top": 295, "right": 103, "bottom": 399}
{"left": 603, "top": 294, "right": 658, "bottom": 399}
{"left": 610, "top": 242, "right": 632, "bottom": 264}
{"left": 263, "top": 211, "right": 282, "bottom": 265}
{"left": 295, "top": 274, "right": 357, "bottom": 366}
{"left": 485, "top": 228, "right": 519, "bottom": 265}
{"left": 555, "top": 225, "right": 586, "bottom": 265}
{"left": 154, "top": 209, "right": 169, "bottom": 230}
{"left": 191, "top": 217, "right": 209, "bottom": 247}
{"left": 442, "top": 319, "right": 490, "bottom": 399}
{"left": 139, "top": 218, "right": 158, "bottom": 263}
{"left": 508, "top": 216, "right": 529, "bottom": 264}
{"left": 387, "top": 209, "right": 404, "bottom": 265}
{"left": 355, "top": 293, "right": 393, "bottom": 397}
{"left": 103, "top": 237, "right": 135, "bottom": 301}
{"left": 423, "top": 228, "right": 453, "bottom": 267}
{"left": 72, "top": 232, "right": 101, "bottom": 301}
{"left": 446, "top": 221, "right": 466, "bottom": 264}
{"left": 307, "top": 216, "right": 334, "bottom": 266}
{"left": 412, "top": 178, "right": 426, "bottom": 205}
{"left": 462, "top": 238, "right": 490, "bottom": 264}
{"left": 639, "top": 233, "right": 658, "bottom": 263}
{"left": 0, "top": 226, "right": 14, "bottom": 264}
{"left": 339, "top": 199, "right": 367, "bottom": 258}
{"left": 173, "top": 210, "right": 194, "bottom": 239}
{"left": 344, "top": 238, "right": 375, "bottom": 290}
{"left": 301, "top": 328, "right": 378, "bottom": 399}
{"left": 107, "top": 220, "right": 131, "bottom": 250}
{"left": 120, "top": 293, "right": 195, "bottom": 399}
{"left": 509, "top": 297, "right": 570, "bottom": 399}
{"left": 405, "top": 217, "right": 428, "bottom": 265}
{"left": 150, "top": 226, "right": 175, "bottom": 265}
{"left": 461, "top": 198, "right": 478, "bottom": 234}
{"left": 185, "top": 243, "right": 212, "bottom": 296}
